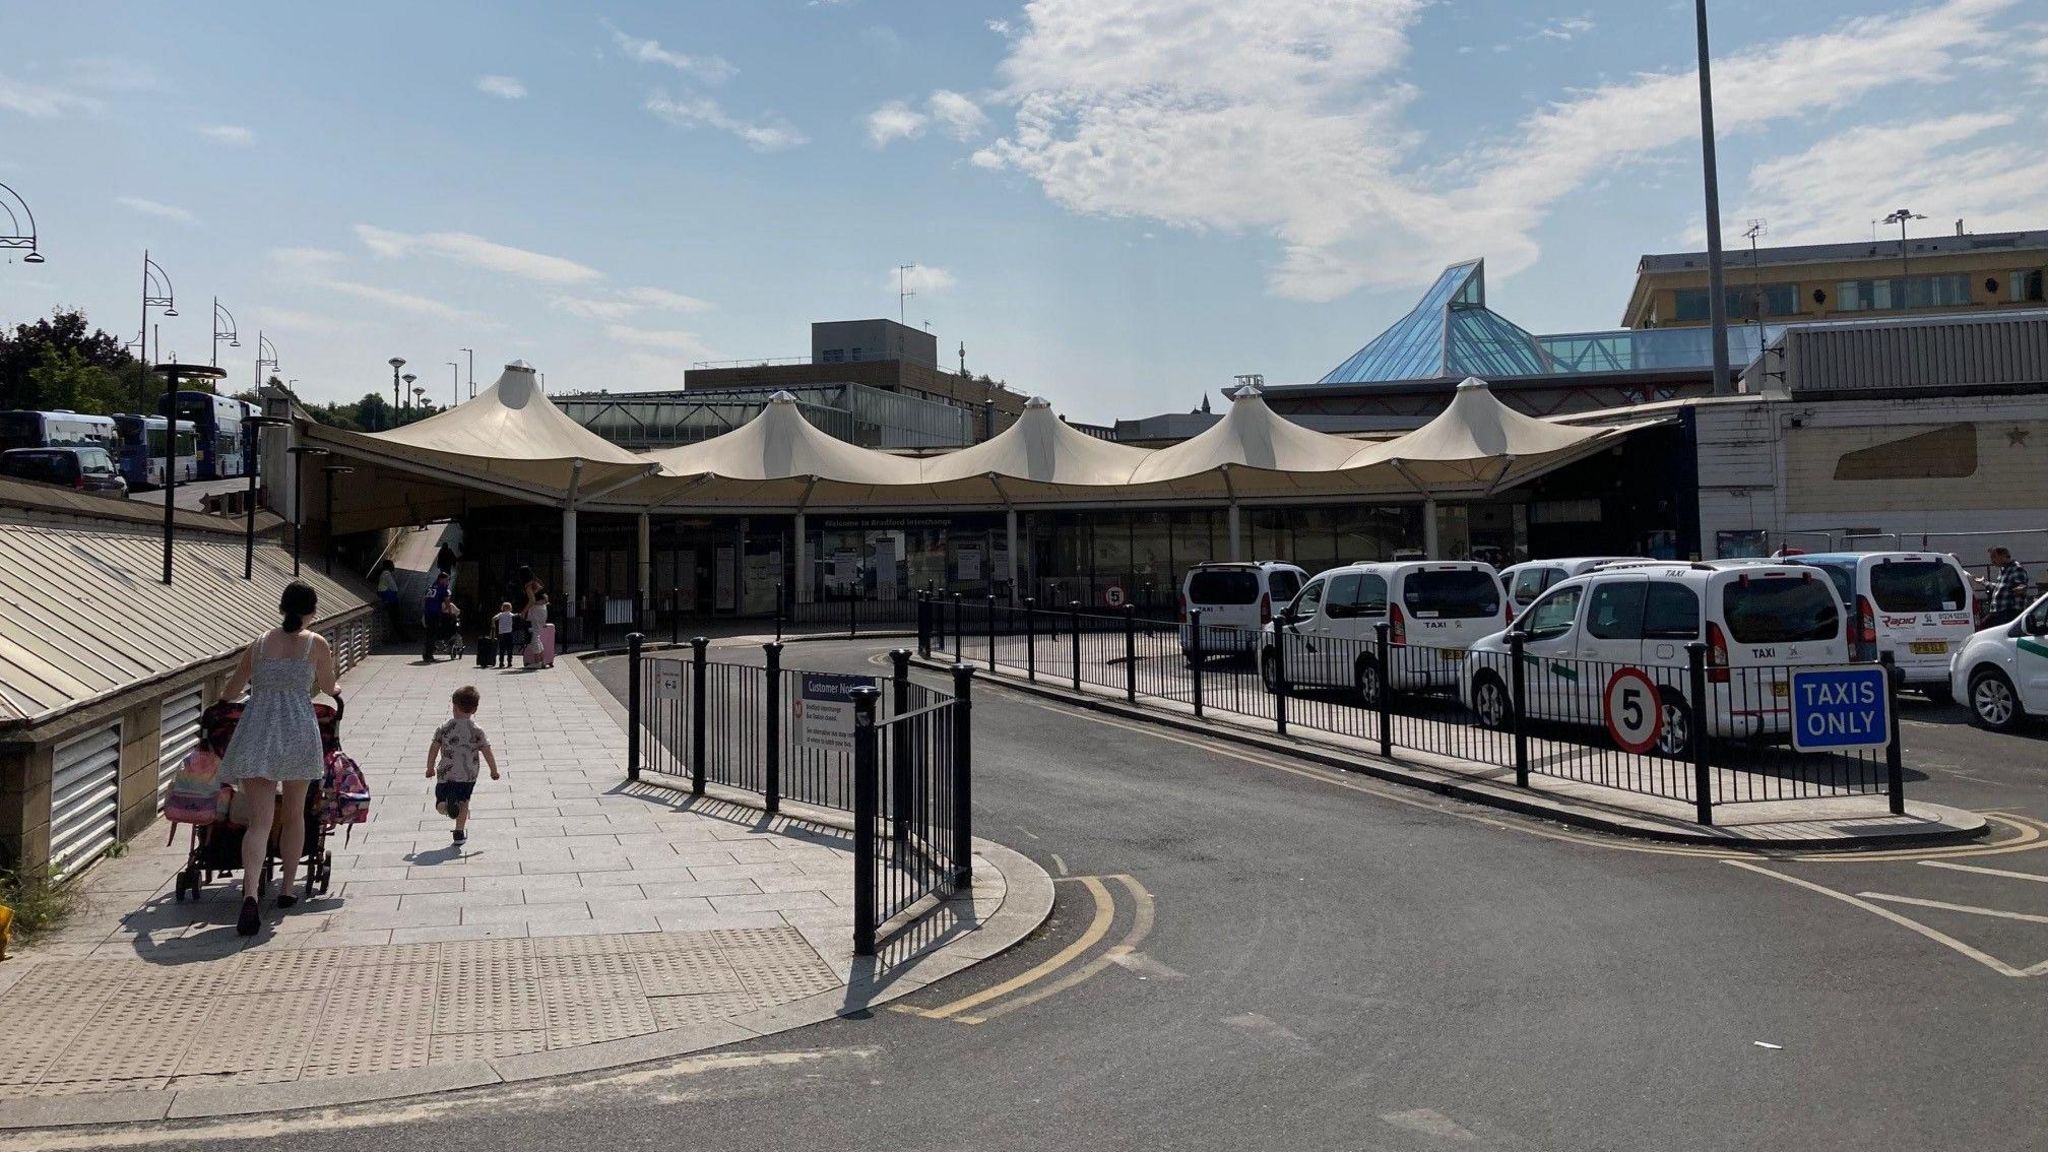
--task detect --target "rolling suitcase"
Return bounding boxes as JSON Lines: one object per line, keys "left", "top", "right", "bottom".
{"left": 539, "top": 623, "right": 557, "bottom": 667}
{"left": 475, "top": 635, "right": 495, "bottom": 668}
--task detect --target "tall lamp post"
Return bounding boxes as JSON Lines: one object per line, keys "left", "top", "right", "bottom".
{"left": 255, "top": 332, "right": 279, "bottom": 391}
{"left": 285, "top": 445, "right": 330, "bottom": 576}
{"left": 459, "top": 347, "right": 475, "bottom": 398}
{"left": 211, "top": 298, "right": 240, "bottom": 367}
{"left": 321, "top": 464, "right": 355, "bottom": 575}
{"left": 403, "top": 374, "right": 418, "bottom": 410}
{"left": 1884, "top": 208, "right": 1926, "bottom": 305}
{"left": 446, "top": 361, "right": 460, "bottom": 407}
{"left": 154, "top": 361, "right": 227, "bottom": 584}
{"left": 1, "top": 182, "right": 45, "bottom": 263}
{"left": 1692, "top": 0, "right": 1732, "bottom": 397}
{"left": 240, "top": 415, "right": 290, "bottom": 578}
{"left": 388, "top": 356, "right": 407, "bottom": 409}
{"left": 140, "top": 251, "right": 178, "bottom": 435}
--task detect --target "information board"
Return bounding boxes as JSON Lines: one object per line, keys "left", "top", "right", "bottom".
{"left": 1789, "top": 665, "right": 1891, "bottom": 754}
{"left": 795, "top": 672, "right": 877, "bottom": 753}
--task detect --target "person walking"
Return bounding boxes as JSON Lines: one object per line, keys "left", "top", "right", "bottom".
{"left": 374, "top": 560, "right": 407, "bottom": 641}
{"left": 1979, "top": 546, "right": 2033, "bottom": 628}
{"left": 217, "top": 581, "right": 341, "bottom": 937}
{"left": 525, "top": 592, "right": 553, "bottom": 668}
{"left": 422, "top": 572, "right": 451, "bottom": 661}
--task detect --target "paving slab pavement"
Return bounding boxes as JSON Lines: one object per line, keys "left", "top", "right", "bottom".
{"left": 0, "top": 650, "right": 1050, "bottom": 1128}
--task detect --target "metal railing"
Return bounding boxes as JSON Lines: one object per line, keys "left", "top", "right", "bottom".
{"left": 625, "top": 635, "right": 972, "bottom": 954}
{"left": 919, "top": 596, "right": 1903, "bottom": 826}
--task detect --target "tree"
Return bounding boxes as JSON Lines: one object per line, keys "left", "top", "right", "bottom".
{"left": 353, "top": 392, "right": 391, "bottom": 432}
{"left": 0, "top": 309, "right": 149, "bottom": 414}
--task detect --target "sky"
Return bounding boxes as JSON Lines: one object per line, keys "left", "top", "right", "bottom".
{"left": 2, "top": 0, "right": 2045, "bottom": 423}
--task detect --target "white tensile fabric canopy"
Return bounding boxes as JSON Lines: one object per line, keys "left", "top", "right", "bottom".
{"left": 1345, "top": 376, "right": 1631, "bottom": 492}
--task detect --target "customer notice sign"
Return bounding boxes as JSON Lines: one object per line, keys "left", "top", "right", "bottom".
{"left": 795, "top": 672, "right": 877, "bottom": 752}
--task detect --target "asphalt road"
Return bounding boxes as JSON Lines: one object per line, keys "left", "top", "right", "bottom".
{"left": 46, "top": 636, "right": 2048, "bottom": 1152}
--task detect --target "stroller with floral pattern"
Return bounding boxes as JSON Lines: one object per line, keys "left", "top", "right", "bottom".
{"left": 169, "top": 699, "right": 361, "bottom": 903}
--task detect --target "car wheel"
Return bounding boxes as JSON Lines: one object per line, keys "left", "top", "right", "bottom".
{"left": 1969, "top": 668, "right": 2023, "bottom": 732}
{"left": 1654, "top": 689, "right": 1694, "bottom": 759}
{"left": 1354, "top": 656, "right": 1385, "bottom": 708}
{"left": 1470, "top": 672, "right": 1511, "bottom": 730}
{"left": 1922, "top": 683, "right": 1956, "bottom": 706}
{"left": 1260, "top": 648, "right": 1281, "bottom": 694}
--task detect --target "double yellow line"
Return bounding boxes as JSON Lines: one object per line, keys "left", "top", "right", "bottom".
{"left": 894, "top": 873, "right": 1154, "bottom": 1025}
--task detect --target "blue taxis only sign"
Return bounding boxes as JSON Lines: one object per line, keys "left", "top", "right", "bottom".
{"left": 1789, "top": 665, "right": 1892, "bottom": 754}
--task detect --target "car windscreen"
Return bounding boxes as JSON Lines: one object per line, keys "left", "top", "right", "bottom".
{"left": 1721, "top": 576, "right": 1840, "bottom": 644}
{"left": 1266, "top": 570, "right": 1302, "bottom": 602}
{"left": 1869, "top": 560, "right": 1967, "bottom": 614}
{"left": 76, "top": 449, "right": 116, "bottom": 475}
{"left": 1402, "top": 570, "right": 1501, "bottom": 619}
{"left": 1800, "top": 561, "right": 1855, "bottom": 606}
{"left": 1187, "top": 569, "right": 1260, "bottom": 604}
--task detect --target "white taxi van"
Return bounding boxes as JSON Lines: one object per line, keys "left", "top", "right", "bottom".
{"left": 1949, "top": 593, "right": 2048, "bottom": 732}
{"left": 1791, "top": 552, "right": 1975, "bottom": 703}
{"left": 1259, "top": 561, "right": 1506, "bottom": 704}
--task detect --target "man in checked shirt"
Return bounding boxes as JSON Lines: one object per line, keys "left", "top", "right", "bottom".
{"left": 1978, "top": 546, "right": 2033, "bottom": 628}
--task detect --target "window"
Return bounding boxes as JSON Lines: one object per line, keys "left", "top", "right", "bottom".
{"left": 1511, "top": 568, "right": 1551, "bottom": 604}
{"left": 849, "top": 347, "right": 864, "bottom": 362}
{"left": 1354, "top": 573, "right": 1388, "bottom": 614}
{"left": 819, "top": 349, "right": 844, "bottom": 363}
{"left": 1291, "top": 579, "right": 1325, "bottom": 619}
{"left": 1267, "top": 570, "right": 1304, "bottom": 603}
{"left": 1402, "top": 569, "right": 1502, "bottom": 619}
{"left": 1676, "top": 285, "right": 1798, "bottom": 321}
{"left": 77, "top": 449, "right": 117, "bottom": 476}
{"left": 1758, "top": 283, "right": 1798, "bottom": 317}
{"left": 1721, "top": 577, "right": 1841, "bottom": 644}
{"left": 1585, "top": 580, "right": 1647, "bottom": 640}
{"left": 1521, "top": 586, "right": 1582, "bottom": 640}
{"left": 1841, "top": 274, "right": 1975, "bottom": 312}
{"left": 1325, "top": 573, "right": 1362, "bottom": 617}
{"left": 1642, "top": 581, "right": 1701, "bottom": 640}
{"left": 1799, "top": 561, "right": 1855, "bottom": 606}
{"left": 2011, "top": 270, "right": 2045, "bottom": 303}
{"left": 1187, "top": 568, "right": 1259, "bottom": 605}
{"left": 1869, "top": 560, "right": 1967, "bottom": 613}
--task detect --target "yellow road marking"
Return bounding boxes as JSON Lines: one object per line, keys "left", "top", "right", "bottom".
{"left": 1725, "top": 860, "right": 2036, "bottom": 979}
{"left": 898, "top": 874, "right": 1116, "bottom": 1021}
{"left": 1919, "top": 859, "right": 2048, "bottom": 883}
{"left": 958, "top": 874, "right": 1156, "bottom": 1024}
{"left": 1857, "top": 891, "right": 2048, "bottom": 926}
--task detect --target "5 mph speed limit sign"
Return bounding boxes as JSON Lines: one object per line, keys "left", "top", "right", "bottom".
{"left": 1603, "top": 667, "right": 1663, "bottom": 754}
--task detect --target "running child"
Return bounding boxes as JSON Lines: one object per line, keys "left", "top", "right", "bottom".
{"left": 425, "top": 685, "right": 499, "bottom": 844}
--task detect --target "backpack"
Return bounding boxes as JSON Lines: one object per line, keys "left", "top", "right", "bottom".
{"left": 165, "top": 747, "right": 227, "bottom": 826}
{"left": 320, "top": 751, "right": 373, "bottom": 829}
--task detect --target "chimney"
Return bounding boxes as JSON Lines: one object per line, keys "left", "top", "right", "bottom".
{"left": 982, "top": 398, "right": 996, "bottom": 443}
{"left": 1955, "top": 219, "right": 1965, "bottom": 236}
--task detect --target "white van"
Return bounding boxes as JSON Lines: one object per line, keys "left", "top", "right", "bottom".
{"left": 1949, "top": 593, "right": 2048, "bottom": 731}
{"left": 1178, "top": 562, "right": 1308, "bottom": 659}
{"left": 1789, "top": 552, "right": 1974, "bottom": 701}
{"left": 1501, "top": 557, "right": 1650, "bottom": 610}
{"left": 1258, "top": 561, "right": 1506, "bottom": 704}
{"left": 1459, "top": 562, "right": 1848, "bottom": 756}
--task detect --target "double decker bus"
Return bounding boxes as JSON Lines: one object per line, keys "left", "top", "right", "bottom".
{"left": 162, "top": 392, "right": 251, "bottom": 479}
{"left": 0, "top": 409, "right": 120, "bottom": 454}
{"left": 112, "top": 413, "right": 198, "bottom": 489}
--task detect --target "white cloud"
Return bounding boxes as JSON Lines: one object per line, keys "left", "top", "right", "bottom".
{"left": 927, "top": 90, "right": 989, "bottom": 140}
{"left": 353, "top": 224, "right": 603, "bottom": 284}
{"left": 319, "top": 279, "right": 475, "bottom": 321}
{"left": 972, "top": 0, "right": 2015, "bottom": 302}
{"left": 605, "top": 20, "right": 737, "bottom": 84}
{"left": 620, "top": 286, "right": 711, "bottom": 312}
{"left": 645, "top": 90, "right": 807, "bottom": 151}
{"left": 117, "top": 195, "right": 195, "bottom": 223}
{"left": 555, "top": 287, "right": 712, "bottom": 321}
{"left": 885, "top": 265, "right": 955, "bottom": 294}
{"left": 0, "top": 73, "right": 102, "bottom": 117}
{"left": 1535, "top": 15, "right": 1595, "bottom": 41}
{"left": 987, "top": 19, "right": 1013, "bottom": 37}
{"left": 603, "top": 323, "right": 713, "bottom": 357}
{"left": 1725, "top": 112, "right": 2048, "bottom": 246}
{"left": 268, "top": 246, "right": 347, "bottom": 269}
{"left": 196, "top": 123, "right": 255, "bottom": 146}
{"left": 867, "top": 100, "right": 928, "bottom": 147}
{"left": 475, "top": 75, "right": 527, "bottom": 100}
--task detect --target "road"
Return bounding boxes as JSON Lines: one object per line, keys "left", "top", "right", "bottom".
{"left": 42, "top": 636, "right": 2048, "bottom": 1152}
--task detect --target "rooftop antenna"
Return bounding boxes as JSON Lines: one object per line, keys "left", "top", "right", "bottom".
{"left": 897, "top": 263, "right": 916, "bottom": 326}
{"left": 958, "top": 341, "right": 966, "bottom": 376}
{"left": 1742, "top": 219, "right": 1767, "bottom": 324}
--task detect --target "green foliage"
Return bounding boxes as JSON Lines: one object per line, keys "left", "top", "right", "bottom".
{"left": 0, "top": 308, "right": 157, "bottom": 415}
{"left": 0, "top": 866, "right": 81, "bottom": 943}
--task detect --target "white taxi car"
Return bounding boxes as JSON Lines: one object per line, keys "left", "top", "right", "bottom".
{"left": 1949, "top": 592, "right": 2048, "bottom": 732}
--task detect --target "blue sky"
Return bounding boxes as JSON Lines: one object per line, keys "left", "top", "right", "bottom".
{"left": 2, "top": 0, "right": 2044, "bottom": 421}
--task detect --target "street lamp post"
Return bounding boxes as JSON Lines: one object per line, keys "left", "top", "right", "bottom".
{"left": 0, "top": 182, "right": 44, "bottom": 263}
{"left": 286, "top": 444, "right": 330, "bottom": 577}
{"left": 211, "top": 298, "right": 240, "bottom": 368}
{"left": 1692, "top": 0, "right": 1733, "bottom": 397}
{"left": 1883, "top": 208, "right": 1927, "bottom": 306}
{"left": 459, "top": 347, "right": 475, "bottom": 398}
{"left": 139, "top": 249, "right": 177, "bottom": 434}
{"left": 154, "top": 361, "right": 227, "bottom": 584}
{"left": 388, "top": 356, "right": 407, "bottom": 409}
{"left": 241, "top": 415, "right": 289, "bottom": 579}
{"left": 446, "top": 361, "right": 460, "bottom": 408}
{"left": 321, "top": 464, "right": 355, "bottom": 576}
{"left": 255, "top": 332, "right": 279, "bottom": 391}
{"left": 403, "top": 374, "right": 418, "bottom": 410}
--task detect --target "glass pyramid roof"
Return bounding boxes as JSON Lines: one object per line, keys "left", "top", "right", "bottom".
{"left": 1317, "top": 260, "right": 1557, "bottom": 385}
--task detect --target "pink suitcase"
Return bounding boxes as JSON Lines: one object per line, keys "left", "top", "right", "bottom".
{"left": 536, "top": 622, "right": 556, "bottom": 667}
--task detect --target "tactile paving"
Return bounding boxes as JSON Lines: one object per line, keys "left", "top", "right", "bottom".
{"left": 38, "top": 989, "right": 209, "bottom": 1086}
{"left": 632, "top": 943, "right": 744, "bottom": 997}
{"left": 533, "top": 948, "right": 637, "bottom": 980}
{"left": 234, "top": 947, "right": 346, "bottom": 993}
{"left": 647, "top": 992, "right": 760, "bottom": 1030}
{"left": 540, "top": 972, "right": 656, "bottom": 1047}
{"left": 0, "top": 983, "right": 115, "bottom": 1087}
{"left": 176, "top": 991, "right": 328, "bottom": 1080}
{"left": 714, "top": 927, "right": 840, "bottom": 1007}
{"left": 433, "top": 968, "right": 547, "bottom": 1034}
{"left": 429, "top": 1029, "right": 548, "bottom": 1063}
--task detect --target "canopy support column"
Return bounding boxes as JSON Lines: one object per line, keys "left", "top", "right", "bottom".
{"left": 1228, "top": 503, "right": 1242, "bottom": 562}
{"left": 562, "top": 458, "right": 584, "bottom": 627}
{"left": 794, "top": 512, "right": 809, "bottom": 605}
{"left": 1423, "top": 499, "right": 1440, "bottom": 560}
{"left": 637, "top": 511, "right": 652, "bottom": 629}
{"left": 1005, "top": 509, "right": 1019, "bottom": 606}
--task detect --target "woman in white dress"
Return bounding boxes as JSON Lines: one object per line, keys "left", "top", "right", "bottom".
{"left": 217, "top": 581, "right": 343, "bottom": 936}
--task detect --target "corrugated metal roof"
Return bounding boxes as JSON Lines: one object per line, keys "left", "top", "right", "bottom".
{"left": 1774, "top": 312, "right": 2048, "bottom": 398}
{"left": 0, "top": 475, "right": 285, "bottom": 537}
{"left": 0, "top": 521, "right": 369, "bottom": 726}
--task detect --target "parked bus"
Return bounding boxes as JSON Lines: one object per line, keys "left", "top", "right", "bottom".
{"left": 112, "top": 413, "right": 198, "bottom": 489}
{"left": 162, "top": 392, "right": 250, "bottom": 479}
{"left": 0, "top": 409, "right": 119, "bottom": 454}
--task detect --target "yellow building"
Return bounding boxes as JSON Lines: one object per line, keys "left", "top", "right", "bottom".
{"left": 1623, "top": 226, "right": 2048, "bottom": 329}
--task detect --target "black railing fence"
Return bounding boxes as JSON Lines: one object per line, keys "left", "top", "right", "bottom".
{"left": 626, "top": 634, "right": 972, "bottom": 955}
{"left": 917, "top": 595, "right": 1903, "bottom": 827}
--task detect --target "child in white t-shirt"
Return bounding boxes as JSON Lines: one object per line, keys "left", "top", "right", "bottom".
{"left": 493, "top": 602, "right": 517, "bottom": 668}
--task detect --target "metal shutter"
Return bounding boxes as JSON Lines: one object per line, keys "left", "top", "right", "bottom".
{"left": 159, "top": 688, "right": 206, "bottom": 806}
{"left": 50, "top": 722, "right": 122, "bottom": 880}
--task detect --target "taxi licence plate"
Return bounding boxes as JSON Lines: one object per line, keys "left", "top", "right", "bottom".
{"left": 1440, "top": 649, "right": 1466, "bottom": 661}
{"left": 1910, "top": 641, "right": 1948, "bottom": 655}
{"left": 1770, "top": 681, "right": 1788, "bottom": 699}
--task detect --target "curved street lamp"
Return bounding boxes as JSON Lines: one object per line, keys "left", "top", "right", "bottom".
{"left": 255, "top": 331, "right": 280, "bottom": 390}
{"left": 211, "top": 297, "right": 240, "bottom": 368}
{"left": 140, "top": 251, "right": 177, "bottom": 445}
{"left": 388, "top": 356, "right": 407, "bottom": 409}
{"left": 0, "top": 182, "right": 43, "bottom": 263}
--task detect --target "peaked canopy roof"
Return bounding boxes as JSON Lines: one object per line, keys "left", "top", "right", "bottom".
{"left": 920, "top": 397, "right": 1154, "bottom": 487}
{"left": 1317, "top": 260, "right": 1558, "bottom": 386}
{"left": 1349, "top": 377, "right": 1622, "bottom": 490}
{"left": 306, "top": 362, "right": 654, "bottom": 499}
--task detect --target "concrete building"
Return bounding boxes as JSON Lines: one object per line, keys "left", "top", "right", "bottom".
{"left": 1624, "top": 226, "right": 2048, "bottom": 330}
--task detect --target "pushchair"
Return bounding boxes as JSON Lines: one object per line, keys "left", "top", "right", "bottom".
{"left": 171, "top": 700, "right": 341, "bottom": 903}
